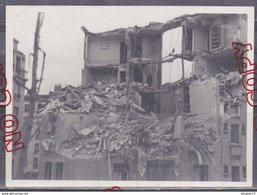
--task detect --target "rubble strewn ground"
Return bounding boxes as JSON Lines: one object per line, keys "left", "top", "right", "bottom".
{"left": 33, "top": 79, "right": 222, "bottom": 176}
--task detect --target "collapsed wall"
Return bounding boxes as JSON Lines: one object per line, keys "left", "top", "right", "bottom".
{"left": 26, "top": 79, "right": 224, "bottom": 179}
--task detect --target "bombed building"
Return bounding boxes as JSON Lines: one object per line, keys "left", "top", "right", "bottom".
{"left": 18, "top": 13, "right": 248, "bottom": 182}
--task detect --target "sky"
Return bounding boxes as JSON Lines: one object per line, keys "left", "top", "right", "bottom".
{"left": 162, "top": 27, "right": 193, "bottom": 84}
{"left": 6, "top": 6, "right": 199, "bottom": 94}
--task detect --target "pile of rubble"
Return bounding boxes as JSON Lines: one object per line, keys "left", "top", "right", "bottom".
{"left": 37, "top": 81, "right": 159, "bottom": 159}
{"left": 35, "top": 81, "right": 220, "bottom": 176}
{"left": 38, "top": 81, "right": 155, "bottom": 116}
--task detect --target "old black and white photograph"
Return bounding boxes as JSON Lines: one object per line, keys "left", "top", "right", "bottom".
{"left": 5, "top": 6, "right": 254, "bottom": 188}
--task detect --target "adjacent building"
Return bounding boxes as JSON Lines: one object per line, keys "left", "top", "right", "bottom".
{"left": 12, "top": 38, "right": 27, "bottom": 178}
{"left": 22, "top": 93, "right": 49, "bottom": 179}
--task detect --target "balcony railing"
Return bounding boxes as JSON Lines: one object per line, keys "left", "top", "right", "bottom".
{"left": 230, "top": 143, "right": 242, "bottom": 157}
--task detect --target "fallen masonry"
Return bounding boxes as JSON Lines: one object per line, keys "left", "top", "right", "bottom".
{"left": 32, "top": 79, "right": 224, "bottom": 177}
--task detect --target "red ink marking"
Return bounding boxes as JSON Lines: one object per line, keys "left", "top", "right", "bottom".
{"left": 232, "top": 42, "right": 257, "bottom": 131}
{"left": 0, "top": 89, "right": 12, "bottom": 107}
{"left": 241, "top": 72, "right": 257, "bottom": 92}
{"left": 237, "top": 57, "right": 257, "bottom": 74}
{"left": 105, "top": 186, "right": 122, "bottom": 191}
{"left": 0, "top": 66, "right": 24, "bottom": 151}
{"left": 0, "top": 72, "right": 12, "bottom": 107}
{"left": 4, "top": 131, "right": 25, "bottom": 152}
{"left": 0, "top": 114, "right": 19, "bottom": 134}
{"left": 232, "top": 42, "right": 252, "bottom": 60}
{"left": 4, "top": 119, "right": 15, "bottom": 128}
{"left": 0, "top": 73, "right": 7, "bottom": 88}
{"left": 245, "top": 91, "right": 257, "bottom": 107}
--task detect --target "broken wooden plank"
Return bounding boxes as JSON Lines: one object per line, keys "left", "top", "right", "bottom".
{"left": 130, "top": 103, "right": 145, "bottom": 113}
{"left": 67, "top": 85, "right": 81, "bottom": 100}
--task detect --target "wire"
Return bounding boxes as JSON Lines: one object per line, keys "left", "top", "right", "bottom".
{"left": 168, "top": 27, "right": 182, "bottom": 83}
{"left": 170, "top": 30, "right": 173, "bottom": 53}
{"left": 78, "top": 37, "right": 84, "bottom": 55}
{"left": 174, "top": 27, "right": 182, "bottom": 52}
{"left": 37, "top": 48, "right": 46, "bottom": 94}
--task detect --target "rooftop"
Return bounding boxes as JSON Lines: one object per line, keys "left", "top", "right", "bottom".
{"left": 81, "top": 13, "right": 239, "bottom": 37}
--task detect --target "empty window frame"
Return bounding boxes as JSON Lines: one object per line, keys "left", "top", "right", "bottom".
{"left": 25, "top": 104, "right": 30, "bottom": 112}
{"left": 194, "top": 165, "right": 208, "bottom": 181}
{"left": 34, "top": 143, "right": 39, "bottom": 155}
{"left": 33, "top": 158, "right": 38, "bottom": 169}
{"left": 146, "top": 160, "right": 173, "bottom": 181}
{"left": 224, "top": 165, "right": 229, "bottom": 176}
{"left": 224, "top": 102, "right": 229, "bottom": 114}
{"left": 120, "top": 42, "right": 127, "bottom": 64}
{"left": 242, "top": 124, "right": 246, "bottom": 135}
{"left": 133, "top": 36, "right": 142, "bottom": 58}
{"left": 210, "top": 26, "right": 221, "bottom": 50}
{"left": 231, "top": 105, "right": 240, "bottom": 115}
{"left": 44, "top": 162, "right": 52, "bottom": 180}
{"left": 224, "top": 123, "right": 228, "bottom": 133}
{"left": 231, "top": 166, "right": 240, "bottom": 181}
{"left": 114, "top": 163, "right": 128, "bottom": 180}
{"left": 16, "top": 56, "right": 21, "bottom": 73}
{"left": 31, "top": 172, "right": 38, "bottom": 179}
{"left": 231, "top": 124, "right": 240, "bottom": 144}
{"left": 183, "top": 26, "right": 193, "bottom": 51}
{"left": 55, "top": 162, "right": 63, "bottom": 180}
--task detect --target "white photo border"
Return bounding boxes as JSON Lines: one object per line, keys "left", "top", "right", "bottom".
{"left": 5, "top": 5, "right": 255, "bottom": 188}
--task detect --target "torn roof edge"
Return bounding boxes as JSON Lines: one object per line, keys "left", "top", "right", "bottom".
{"left": 81, "top": 13, "right": 240, "bottom": 37}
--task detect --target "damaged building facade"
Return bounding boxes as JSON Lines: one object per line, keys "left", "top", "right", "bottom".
{"left": 21, "top": 14, "right": 247, "bottom": 182}
{"left": 160, "top": 14, "right": 247, "bottom": 181}
{"left": 81, "top": 25, "right": 163, "bottom": 113}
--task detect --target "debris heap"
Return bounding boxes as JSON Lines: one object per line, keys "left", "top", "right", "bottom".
{"left": 37, "top": 81, "right": 159, "bottom": 159}
{"left": 35, "top": 81, "right": 220, "bottom": 176}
